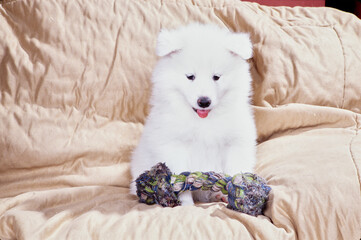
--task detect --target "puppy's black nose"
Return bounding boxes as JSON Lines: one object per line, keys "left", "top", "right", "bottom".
{"left": 197, "top": 96, "right": 211, "bottom": 108}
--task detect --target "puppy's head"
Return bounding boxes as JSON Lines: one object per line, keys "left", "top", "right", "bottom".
{"left": 152, "top": 23, "right": 253, "bottom": 119}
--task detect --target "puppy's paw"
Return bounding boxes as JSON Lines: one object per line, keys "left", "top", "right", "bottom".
{"left": 180, "top": 198, "right": 194, "bottom": 206}
{"left": 129, "top": 181, "right": 137, "bottom": 195}
{"left": 179, "top": 192, "right": 194, "bottom": 206}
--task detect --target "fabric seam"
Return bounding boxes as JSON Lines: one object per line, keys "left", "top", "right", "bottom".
{"left": 0, "top": 0, "right": 24, "bottom": 5}
{"left": 332, "top": 26, "right": 347, "bottom": 109}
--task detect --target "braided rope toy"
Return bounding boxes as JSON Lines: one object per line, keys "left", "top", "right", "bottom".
{"left": 135, "top": 162, "right": 271, "bottom": 216}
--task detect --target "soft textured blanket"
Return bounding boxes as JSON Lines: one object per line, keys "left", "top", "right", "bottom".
{"left": 0, "top": 0, "right": 360, "bottom": 239}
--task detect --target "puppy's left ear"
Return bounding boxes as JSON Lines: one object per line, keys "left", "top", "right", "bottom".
{"left": 226, "top": 32, "right": 253, "bottom": 60}
{"left": 156, "top": 29, "right": 183, "bottom": 57}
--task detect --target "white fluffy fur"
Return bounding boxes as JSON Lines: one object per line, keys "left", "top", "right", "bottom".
{"left": 130, "top": 23, "right": 257, "bottom": 205}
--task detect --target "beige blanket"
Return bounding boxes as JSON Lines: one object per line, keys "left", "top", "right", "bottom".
{"left": 0, "top": 0, "right": 360, "bottom": 239}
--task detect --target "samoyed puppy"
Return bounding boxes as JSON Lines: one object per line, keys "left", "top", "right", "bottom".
{"left": 130, "top": 23, "right": 257, "bottom": 206}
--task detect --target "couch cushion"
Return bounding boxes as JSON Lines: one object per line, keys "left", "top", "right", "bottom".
{"left": 0, "top": 0, "right": 360, "bottom": 239}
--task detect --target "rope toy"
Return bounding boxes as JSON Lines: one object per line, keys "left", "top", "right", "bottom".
{"left": 135, "top": 162, "right": 271, "bottom": 216}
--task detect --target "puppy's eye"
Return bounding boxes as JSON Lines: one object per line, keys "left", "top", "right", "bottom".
{"left": 212, "top": 75, "right": 221, "bottom": 81}
{"left": 186, "top": 74, "right": 195, "bottom": 81}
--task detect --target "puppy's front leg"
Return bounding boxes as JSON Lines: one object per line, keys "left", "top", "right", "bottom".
{"left": 224, "top": 143, "right": 256, "bottom": 175}
{"left": 156, "top": 143, "right": 195, "bottom": 206}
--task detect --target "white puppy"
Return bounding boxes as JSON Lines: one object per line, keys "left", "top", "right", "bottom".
{"left": 130, "top": 23, "right": 257, "bottom": 206}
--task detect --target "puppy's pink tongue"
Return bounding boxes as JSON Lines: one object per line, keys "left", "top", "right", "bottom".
{"left": 196, "top": 109, "right": 210, "bottom": 118}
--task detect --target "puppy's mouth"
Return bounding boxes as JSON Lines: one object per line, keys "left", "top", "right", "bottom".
{"left": 192, "top": 108, "right": 211, "bottom": 118}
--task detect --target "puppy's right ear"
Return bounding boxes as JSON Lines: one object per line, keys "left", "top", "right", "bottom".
{"left": 156, "top": 29, "right": 182, "bottom": 57}
{"left": 226, "top": 32, "right": 253, "bottom": 60}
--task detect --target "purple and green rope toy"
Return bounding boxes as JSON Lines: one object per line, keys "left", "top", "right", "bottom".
{"left": 135, "top": 162, "right": 271, "bottom": 216}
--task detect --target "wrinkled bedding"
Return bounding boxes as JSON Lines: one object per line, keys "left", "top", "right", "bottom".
{"left": 0, "top": 0, "right": 361, "bottom": 239}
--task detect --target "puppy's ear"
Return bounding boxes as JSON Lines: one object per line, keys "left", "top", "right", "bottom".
{"left": 156, "top": 29, "right": 183, "bottom": 57}
{"left": 226, "top": 32, "right": 253, "bottom": 60}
